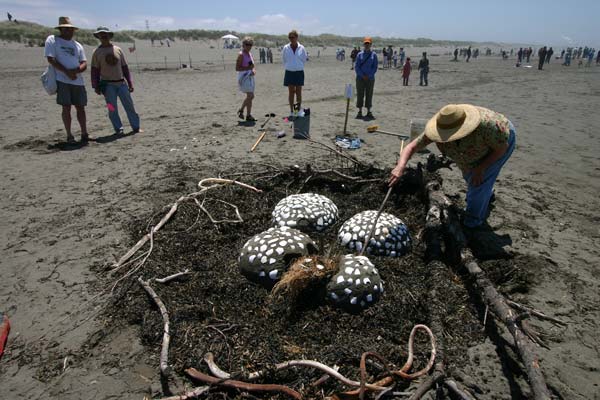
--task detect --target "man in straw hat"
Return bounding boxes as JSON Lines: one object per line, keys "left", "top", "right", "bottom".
{"left": 44, "top": 16, "right": 89, "bottom": 143}
{"left": 389, "top": 104, "right": 516, "bottom": 229}
{"left": 91, "top": 27, "right": 141, "bottom": 135}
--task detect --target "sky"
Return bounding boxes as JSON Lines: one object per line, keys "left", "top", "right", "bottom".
{"left": 2, "top": 0, "right": 599, "bottom": 45}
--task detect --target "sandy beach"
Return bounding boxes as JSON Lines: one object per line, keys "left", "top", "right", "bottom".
{"left": 0, "top": 39, "right": 599, "bottom": 399}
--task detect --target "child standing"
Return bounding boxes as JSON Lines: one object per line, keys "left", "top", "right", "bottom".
{"left": 402, "top": 57, "right": 411, "bottom": 86}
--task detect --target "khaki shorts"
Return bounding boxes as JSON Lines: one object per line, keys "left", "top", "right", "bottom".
{"left": 56, "top": 81, "right": 87, "bottom": 106}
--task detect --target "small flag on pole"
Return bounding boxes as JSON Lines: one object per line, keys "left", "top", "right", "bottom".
{"left": 345, "top": 83, "right": 353, "bottom": 99}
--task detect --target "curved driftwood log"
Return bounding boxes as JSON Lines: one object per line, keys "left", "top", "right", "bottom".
{"left": 424, "top": 175, "right": 552, "bottom": 400}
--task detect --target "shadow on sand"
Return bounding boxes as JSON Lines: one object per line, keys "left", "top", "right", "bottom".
{"left": 465, "top": 222, "right": 513, "bottom": 260}
{"left": 94, "top": 130, "right": 138, "bottom": 144}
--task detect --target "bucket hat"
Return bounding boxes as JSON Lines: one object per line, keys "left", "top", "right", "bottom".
{"left": 424, "top": 104, "right": 480, "bottom": 142}
{"left": 93, "top": 27, "right": 114, "bottom": 39}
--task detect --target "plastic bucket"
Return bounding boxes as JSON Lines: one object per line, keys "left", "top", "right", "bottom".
{"left": 293, "top": 115, "right": 310, "bottom": 139}
{"left": 409, "top": 118, "right": 427, "bottom": 142}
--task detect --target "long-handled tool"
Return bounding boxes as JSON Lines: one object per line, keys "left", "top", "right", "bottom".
{"left": 261, "top": 113, "right": 276, "bottom": 129}
{"left": 359, "top": 139, "right": 406, "bottom": 256}
{"left": 250, "top": 113, "right": 276, "bottom": 152}
{"left": 367, "top": 124, "right": 410, "bottom": 140}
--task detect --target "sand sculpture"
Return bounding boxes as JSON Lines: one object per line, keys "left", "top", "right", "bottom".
{"left": 338, "top": 210, "right": 411, "bottom": 256}
{"left": 238, "top": 226, "right": 318, "bottom": 288}
{"left": 326, "top": 254, "right": 383, "bottom": 312}
{"left": 271, "top": 193, "right": 338, "bottom": 232}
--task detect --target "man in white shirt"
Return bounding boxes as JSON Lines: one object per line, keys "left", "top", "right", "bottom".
{"left": 44, "top": 16, "right": 89, "bottom": 143}
{"left": 281, "top": 30, "right": 307, "bottom": 117}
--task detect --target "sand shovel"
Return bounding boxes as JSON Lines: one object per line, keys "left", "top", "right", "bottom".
{"left": 250, "top": 113, "right": 276, "bottom": 152}
{"left": 366, "top": 124, "right": 410, "bottom": 140}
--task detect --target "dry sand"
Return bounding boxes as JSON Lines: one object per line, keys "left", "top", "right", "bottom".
{"left": 0, "top": 39, "right": 599, "bottom": 399}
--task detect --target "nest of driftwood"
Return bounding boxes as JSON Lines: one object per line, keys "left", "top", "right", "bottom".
{"left": 101, "top": 157, "right": 563, "bottom": 400}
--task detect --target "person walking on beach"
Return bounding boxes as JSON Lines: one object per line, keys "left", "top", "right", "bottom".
{"left": 350, "top": 47, "right": 359, "bottom": 70}
{"left": 354, "top": 36, "right": 378, "bottom": 120}
{"left": 91, "top": 27, "right": 141, "bottom": 135}
{"left": 545, "top": 47, "right": 554, "bottom": 64}
{"left": 418, "top": 52, "right": 429, "bottom": 86}
{"left": 537, "top": 46, "right": 547, "bottom": 70}
{"left": 282, "top": 30, "right": 307, "bottom": 117}
{"left": 389, "top": 104, "right": 516, "bottom": 230}
{"left": 399, "top": 47, "right": 406, "bottom": 65}
{"left": 235, "top": 37, "right": 257, "bottom": 122}
{"left": 44, "top": 16, "right": 89, "bottom": 143}
{"left": 267, "top": 48, "right": 273, "bottom": 63}
{"left": 402, "top": 57, "right": 411, "bottom": 86}
{"left": 453, "top": 48, "right": 459, "bottom": 61}
{"left": 466, "top": 46, "right": 472, "bottom": 62}
{"left": 517, "top": 48, "right": 523, "bottom": 63}
{"left": 526, "top": 47, "right": 532, "bottom": 63}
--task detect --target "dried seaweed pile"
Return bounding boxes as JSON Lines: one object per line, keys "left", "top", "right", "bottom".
{"left": 109, "top": 168, "right": 489, "bottom": 396}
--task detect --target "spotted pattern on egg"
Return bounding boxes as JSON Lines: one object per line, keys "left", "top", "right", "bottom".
{"left": 238, "top": 226, "right": 318, "bottom": 288}
{"left": 337, "top": 210, "right": 411, "bottom": 257}
{"left": 326, "top": 254, "right": 383, "bottom": 312}
{"left": 272, "top": 193, "right": 338, "bottom": 233}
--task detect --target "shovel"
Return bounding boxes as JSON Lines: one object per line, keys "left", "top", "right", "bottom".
{"left": 366, "top": 124, "right": 410, "bottom": 140}
{"left": 261, "top": 112, "right": 276, "bottom": 129}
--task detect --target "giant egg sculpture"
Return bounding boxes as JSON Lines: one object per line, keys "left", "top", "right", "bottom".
{"left": 272, "top": 193, "right": 338, "bottom": 232}
{"left": 326, "top": 255, "right": 383, "bottom": 312}
{"left": 337, "top": 210, "right": 411, "bottom": 256}
{"left": 239, "top": 226, "right": 318, "bottom": 288}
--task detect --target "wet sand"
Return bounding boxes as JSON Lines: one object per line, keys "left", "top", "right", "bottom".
{"left": 0, "top": 39, "right": 599, "bottom": 399}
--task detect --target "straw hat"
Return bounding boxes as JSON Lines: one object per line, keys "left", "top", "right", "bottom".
{"left": 424, "top": 104, "right": 480, "bottom": 143}
{"left": 93, "top": 27, "right": 114, "bottom": 38}
{"left": 55, "top": 16, "right": 78, "bottom": 30}
{"left": 363, "top": 37, "right": 372, "bottom": 44}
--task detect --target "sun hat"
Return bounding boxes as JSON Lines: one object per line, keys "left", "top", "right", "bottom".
{"left": 55, "top": 16, "right": 78, "bottom": 30}
{"left": 423, "top": 104, "right": 480, "bottom": 143}
{"left": 363, "top": 37, "right": 372, "bottom": 44}
{"left": 93, "top": 27, "right": 114, "bottom": 38}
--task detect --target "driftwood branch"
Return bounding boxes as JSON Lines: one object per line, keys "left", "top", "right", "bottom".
{"left": 158, "top": 386, "right": 210, "bottom": 400}
{"left": 506, "top": 299, "right": 567, "bottom": 326}
{"left": 138, "top": 278, "right": 171, "bottom": 377}
{"left": 425, "top": 175, "right": 552, "bottom": 400}
{"left": 155, "top": 269, "right": 191, "bottom": 284}
{"left": 112, "top": 178, "right": 261, "bottom": 270}
{"left": 186, "top": 368, "right": 302, "bottom": 399}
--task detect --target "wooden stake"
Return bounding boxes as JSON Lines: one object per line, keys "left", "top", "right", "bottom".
{"left": 343, "top": 98, "right": 350, "bottom": 136}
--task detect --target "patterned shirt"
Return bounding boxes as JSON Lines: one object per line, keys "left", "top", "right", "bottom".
{"left": 414, "top": 106, "right": 511, "bottom": 171}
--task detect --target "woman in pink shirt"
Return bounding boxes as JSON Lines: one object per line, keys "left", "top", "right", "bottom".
{"left": 236, "top": 37, "right": 256, "bottom": 122}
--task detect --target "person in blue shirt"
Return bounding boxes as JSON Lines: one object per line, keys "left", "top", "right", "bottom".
{"left": 354, "top": 37, "right": 378, "bottom": 120}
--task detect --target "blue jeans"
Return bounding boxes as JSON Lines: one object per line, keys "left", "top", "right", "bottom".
{"left": 104, "top": 83, "right": 140, "bottom": 132}
{"left": 462, "top": 124, "right": 516, "bottom": 227}
{"left": 419, "top": 69, "right": 428, "bottom": 85}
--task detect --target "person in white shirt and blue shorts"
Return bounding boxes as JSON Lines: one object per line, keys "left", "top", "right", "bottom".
{"left": 282, "top": 30, "right": 307, "bottom": 117}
